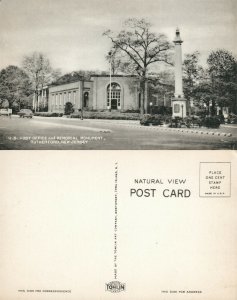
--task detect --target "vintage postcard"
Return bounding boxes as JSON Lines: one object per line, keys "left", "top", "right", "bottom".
{"left": 0, "top": 0, "right": 237, "bottom": 299}
{"left": 0, "top": 0, "right": 236, "bottom": 150}
{"left": 0, "top": 151, "right": 237, "bottom": 300}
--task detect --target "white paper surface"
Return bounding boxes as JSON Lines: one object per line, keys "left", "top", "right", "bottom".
{"left": 0, "top": 150, "right": 236, "bottom": 300}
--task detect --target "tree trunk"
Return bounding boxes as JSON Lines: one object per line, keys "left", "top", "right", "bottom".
{"left": 235, "top": 92, "right": 237, "bottom": 114}
{"left": 36, "top": 91, "right": 39, "bottom": 112}
{"left": 140, "top": 92, "right": 144, "bottom": 115}
{"left": 142, "top": 69, "right": 148, "bottom": 114}
{"left": 139, "top": 79, "right": 144, "bottom": 115}
{"left": 32, "top": 93, "right": 35, "bottom": 111}
{"left": 144, "top": 79, "right": 148, "bottom": 114}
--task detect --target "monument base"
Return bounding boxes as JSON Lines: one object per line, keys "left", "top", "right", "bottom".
{"left": 172, "top": 98, "right": 187, "bottom": 118}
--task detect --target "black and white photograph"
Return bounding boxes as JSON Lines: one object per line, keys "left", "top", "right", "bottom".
{"left": 0, "top": 0, "right": 236, "bottom": 149}
{"left": 0, "top": 2, "right": 237, "bottom": 300}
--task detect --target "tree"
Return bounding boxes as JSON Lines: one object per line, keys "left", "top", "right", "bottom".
{"left": 0, "top": 65, "right": 32, "bottom": 110}
{"left": 22, "top": 52, "right": 61, "bottom": 111}
{"left": 52, "top": 71, "right": 84, "bottom": 86}
{"left": 193, "top": 80, "right": 214, "bottom": 115}
{"left": 103, "top": 18, "right": 173, "bottom": 114}
{"left": 105, "top": 48, "right": 125, "bottom": 75}
{"left": 207, "top": 49, "right": 237, "bottom": 114}
{"left": 52, "top": 70, "right": 111, "bottom": 86}
{"left": 183, "top": 52, "right": 203, "bottom": 101}
{"left": 182, "top": 51, "right": 206, "bottom": 114}
{"left": 147, "top": 70, "right": 174, "bottom": 112}
{"left": 182, "top": 50, "right": 237, "bottom": 116}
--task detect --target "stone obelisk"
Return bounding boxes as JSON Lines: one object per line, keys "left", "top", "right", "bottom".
{"left": 172, "top": 28, "right": 187, "bottom": 118}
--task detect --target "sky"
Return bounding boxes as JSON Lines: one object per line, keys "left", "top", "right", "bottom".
{"left": 0, "top": 0, "right": 236, "bottom": 74}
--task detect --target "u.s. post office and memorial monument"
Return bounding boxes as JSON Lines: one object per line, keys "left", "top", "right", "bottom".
{"left": 0, "top": 12, "right": 236, "bottom": 150}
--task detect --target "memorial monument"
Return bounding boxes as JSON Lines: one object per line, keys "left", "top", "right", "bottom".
{"left": 172, "top": 28, "right": 187, "bottom": 118}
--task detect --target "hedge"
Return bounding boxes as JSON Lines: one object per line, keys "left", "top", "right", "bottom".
{"left": 140, "top": 114, "right": 172, "bottom": 125}
{"left": 202, "top": 116, "right": 221, "bottom": 128}
{"left": 70, "top": 111, "right": 140, "bottom": 120}
{"left": 33, "top": 111, "right": 140, "bottom": 120}
{"left": 34, "top": 112, "right": 63, "bottom": 117}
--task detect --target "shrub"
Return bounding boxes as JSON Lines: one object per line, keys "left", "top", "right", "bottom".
{"left": 225, "top": 114, "right": 237, "bottom": 124}
{"left": 217, "top": 114, "right": 225, "bottom": 124}
{"left": 230, "top": 115, "right": 237, "bottom": 124}
{"left": 64, "top": 102, "right": 74, "bottom": 115}
{"left": 140, "top": 114, "right": 164, "bottom": 126}
{"left": 34, "top": 112, "right": 63, "bottom": 117}
{"left": 183, "top": 116, "right": 202, "bottom": 128}
{"left": 202, "top": 116, "right": 221, "bottom": 128}
{"left": 169, "top": 117, "right": 183, "bottom": 128}
{"left": 140, "top": 114, "right": 152, "bottom": 126}
{"left": 121, "top": 109, "right": 140, "bottom": 113}
{"left": 161, "top": 115, "right": 172, "bottom": 124}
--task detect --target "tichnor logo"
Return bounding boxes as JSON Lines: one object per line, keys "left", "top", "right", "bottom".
{"left": 105, "top": 281, "right": 126, "bottom": 293}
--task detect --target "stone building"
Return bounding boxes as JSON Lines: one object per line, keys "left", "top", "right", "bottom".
{"left": 48, "top": 75, "right": 140, "bottom": 113}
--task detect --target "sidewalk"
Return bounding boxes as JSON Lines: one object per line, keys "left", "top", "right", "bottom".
{"left": 221, "top": 124, "right": 237, "bottom": 129}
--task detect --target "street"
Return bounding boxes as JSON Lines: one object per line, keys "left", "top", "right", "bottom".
{"left": 0, "top": 115, "right": 236, "bottom": 150}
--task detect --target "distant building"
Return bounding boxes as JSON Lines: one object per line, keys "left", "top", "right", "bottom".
{"left": 47, "top": 75, "right": 140, "bottom": 113}
{"left": 35, "top": 86, "right": 48, "bottom": 111}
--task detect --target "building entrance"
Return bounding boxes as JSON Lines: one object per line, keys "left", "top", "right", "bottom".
{"left": 107, "top": 82, "right": 121, "bottom": 110}
{"left": 111, "top": 99, "right": 118, "bottom": 110}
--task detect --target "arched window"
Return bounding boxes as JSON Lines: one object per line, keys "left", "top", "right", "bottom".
{"left": 107, "top": 82, "right": 121, "bottom": 109}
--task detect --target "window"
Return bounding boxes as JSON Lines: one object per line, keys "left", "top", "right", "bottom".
{"left": 64, "top": 92, "right": 67, "bottom": 104}
{"left": 51, "top": 94, "right": 55, "bottom": 109}
{"left": 59, "top": 93, "right": 62, "bottom": 105}
{"left": 68, "top": 92, "right": 71, "bottom": 102}
{"left": 138, "top": 93, "right": 141, "bottom": 108}
{"left": 55, "top": 94, "right": 58, "bottom": 106}
{"left": 84, "top": 92, "right": 89, "bottom": 108}
{"left": 73, "top": 91, "right": 76, "bottom": 105}
{"left": 107, "top": 82, "right": 121, "bottom": 109}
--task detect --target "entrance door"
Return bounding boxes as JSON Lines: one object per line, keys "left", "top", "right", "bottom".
{"left": 107, "top": 82, "right": 121, "bottom": 110}
{"left": 111, "top": 99, "right": 118, "bottom": 110}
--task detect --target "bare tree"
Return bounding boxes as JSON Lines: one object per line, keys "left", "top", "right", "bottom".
{"left": 22, "top": 52, "right": 61, "bottom": 111}
{"left": 103, "top": 18, "right": 173, "bottom": 114}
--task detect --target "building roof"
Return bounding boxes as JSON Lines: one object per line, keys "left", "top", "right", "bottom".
{"left": 90, "top": 74, "right": 138, "bottom": 78}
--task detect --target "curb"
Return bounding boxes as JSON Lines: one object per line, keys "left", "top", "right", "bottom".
{"left": 123, "top": 124, "right": 233, "bottom": 137}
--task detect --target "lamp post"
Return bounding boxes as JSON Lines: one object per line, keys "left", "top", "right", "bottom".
{"left": 149, "top": 102, "right": 153, "bottom": 115}
{"left": 209, "top": 101, "right": 212, "bottom": 116}
{"left": 108, "top": 51, "right": 112, "bottom": 111}
{"left": 203, "top": 103, "right": 207, "bottom": 116}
